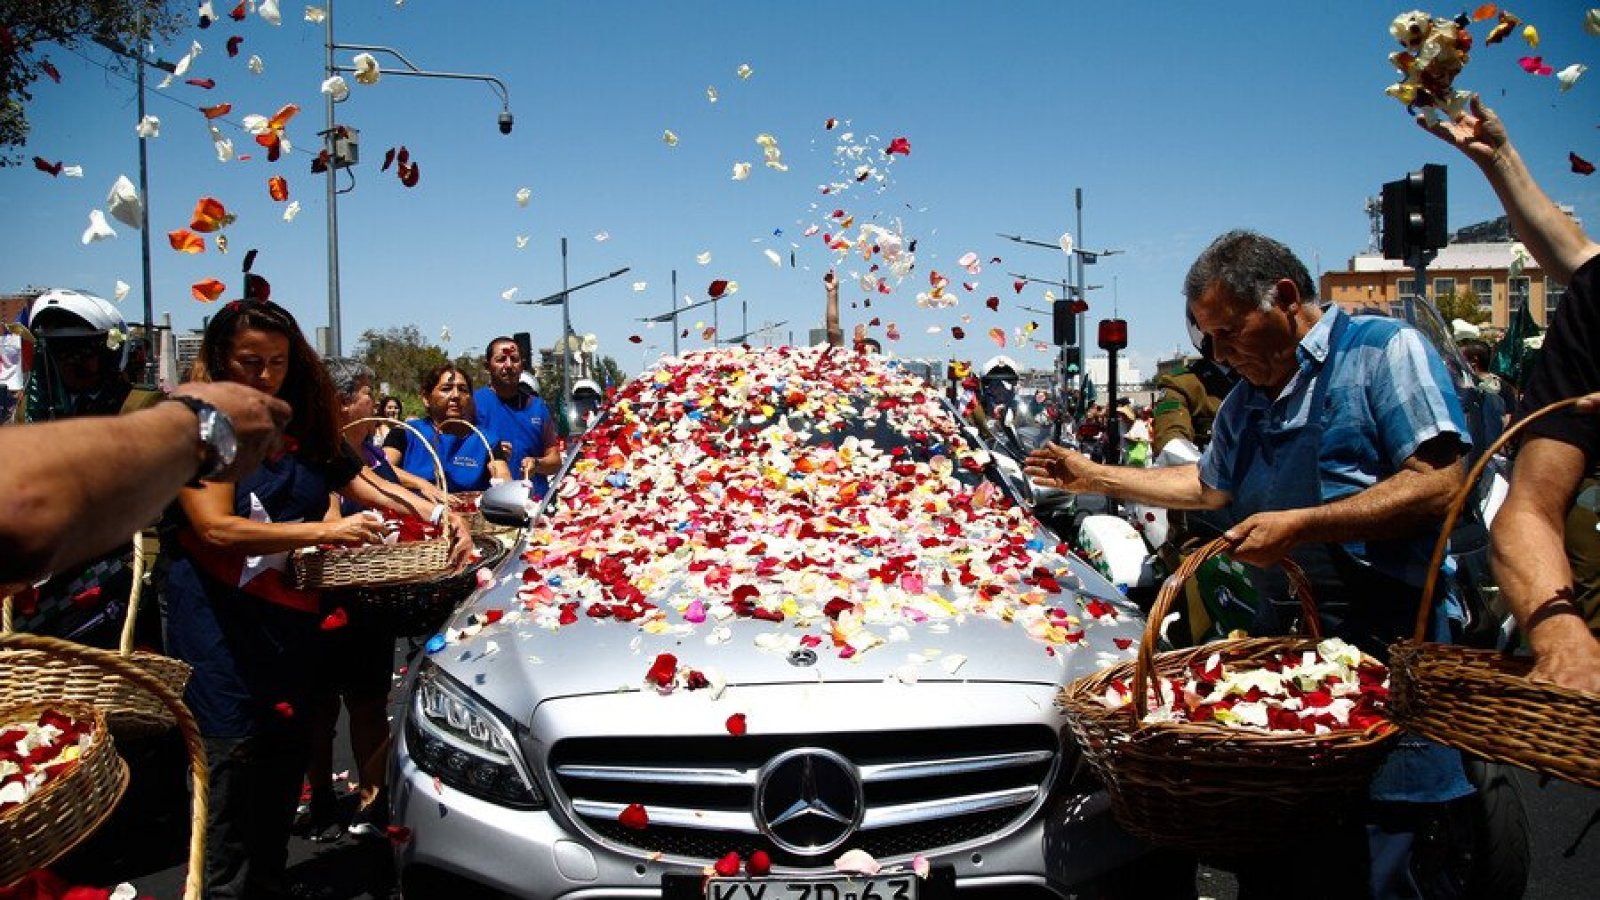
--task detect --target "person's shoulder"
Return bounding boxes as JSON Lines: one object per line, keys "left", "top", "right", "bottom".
{"left": 1342, "top": 310, "right": 1408, "bottom": 345}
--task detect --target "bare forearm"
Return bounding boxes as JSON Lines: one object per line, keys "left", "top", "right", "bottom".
{"left": 1292, "top": 462, "right": 1461, "bottom": 545}
{"left": 0, "top": 403, "right": 202, "bottom": 582}
{"left": 825, "top": 288, "right": 843, "bottom": 347}
{"left": 343, "top": 469, "right": 436, "bottom": 521}
{"left": 1095, "top": 463, "right": 1224, "bottom": 510}
{"left": 187, "top": 509, "right": 336, "bottom": 555}
{"left": 1480, "top": 143, "right": 1600, "bottom": 284}
{"left": 1492, "top": 497, "right": 1588, "bottom": 646}
{"left": 530, "top": 446, "right": 562, "bottom": 476}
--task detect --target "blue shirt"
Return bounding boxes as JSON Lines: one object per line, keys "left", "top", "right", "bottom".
{"left": 1199, "top": 306, "right": 1470, "bottom": 585}
{"left": 473, "top": 385, "right": 555, "bottom": 496}
{"left": 391, "top": 417, "right": 493, "bottom": 493}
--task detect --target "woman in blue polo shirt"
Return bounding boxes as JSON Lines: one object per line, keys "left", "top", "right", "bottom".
{"left": 384, "top": 363, "right": 511, "bottom": 492}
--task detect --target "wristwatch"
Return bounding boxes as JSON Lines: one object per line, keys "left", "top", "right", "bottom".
{"left": 167, "top": 395, "right": 239, "bottom": 483}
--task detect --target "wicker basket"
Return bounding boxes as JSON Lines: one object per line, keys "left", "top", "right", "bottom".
{"left": 1389, "top": 397, "right": 1600, "bottom": 789}
{"left": 0, "top": 701, "right": 127, "bottom": 887}
{"left": 0, "top": 635, "right": 208, "bottom": 899}
{"left": 1059, "top": 539, "right": 1401, "bottom": 855}
{"left": 438, "top": 419, "right": 520, "bottom": 537}
{"left": 330, "top": 535, "right": 510, "bottom": 636}
{"left": 289, "top": 417, "right": 454, "bottom": 591}
{"left": 449, "top": 491, "right": 519, "bottom": 539}
{"left": 1, "top": 533, "right": 192, "bottom": 738}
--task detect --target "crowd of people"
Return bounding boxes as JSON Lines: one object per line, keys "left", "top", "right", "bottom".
{"left": 1, "top": 98, "right": 1598, "bottom": 899}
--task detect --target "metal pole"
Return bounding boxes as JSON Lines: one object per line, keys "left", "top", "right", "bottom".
{"left": 135, "top": 34, "right": 155, "bottom": 383}
{"left": 560, "top": 236, "right": 572, "bottom": 426}
{"left": 1075, "top": 188, "right": 1085, "bottom": 364}
{"left": 741, "top": 300, "right": 747, "bottom": 345}
{"left": 324, "top": 0, "right": 342, "bottom": 356}
{"left": 713, "top": 294, "right": 720, "bottom": 346}
{"left": 670, "top": 269, "right": 678, "bottom": 357}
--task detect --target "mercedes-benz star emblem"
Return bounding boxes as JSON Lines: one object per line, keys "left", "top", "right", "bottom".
{"left": 754, "top": 748, "right": 863, "bottom": 855}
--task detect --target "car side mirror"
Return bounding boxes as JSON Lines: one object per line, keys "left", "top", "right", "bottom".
{"left": 480, "top": 479, "right": 535, "bottom": 528}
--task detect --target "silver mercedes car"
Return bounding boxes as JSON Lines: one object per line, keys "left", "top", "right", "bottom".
{"left": 391, "top": 346, "right": 1151, "bottom": 899}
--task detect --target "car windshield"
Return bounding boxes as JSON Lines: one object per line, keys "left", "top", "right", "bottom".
{"left": 523, "top": 345, "right": 1116, "bottom": 648}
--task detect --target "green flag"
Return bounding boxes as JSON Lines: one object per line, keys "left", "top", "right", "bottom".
{"left": 1492, "top": 300, "right": 1543, "bottom": 389}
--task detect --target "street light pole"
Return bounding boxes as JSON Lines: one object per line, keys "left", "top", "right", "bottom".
{"left": 560, "top": 236, "right": 572, "bottom": 423}
{"left": 321, "top": 0, "right": 513, "bottom": 356}
{"left": 671, "top": 269, "right": 678, "bottom": 357}
{"left": 323, "top": 0, "right": 342, "bottom": 355}
{"left": 519, "top": 253, "right": 631, "bottom": 425}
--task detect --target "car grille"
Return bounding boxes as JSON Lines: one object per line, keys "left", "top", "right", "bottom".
{"left": 549, "top": 725, "right": 1057, "bottom": 869}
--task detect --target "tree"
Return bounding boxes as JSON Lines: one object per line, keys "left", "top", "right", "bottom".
{"left": 0, "top": 1, "right": 186, "bottom": 165}
{"left": 1433, "top": 289, "right": 1490, "bottom": 326}
{"left": 354, "top": 325, "right": 448, "bottom": 397}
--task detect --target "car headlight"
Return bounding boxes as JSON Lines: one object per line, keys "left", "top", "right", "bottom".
{"left": 405, "top": 662, "right": 544, "bottom": 809}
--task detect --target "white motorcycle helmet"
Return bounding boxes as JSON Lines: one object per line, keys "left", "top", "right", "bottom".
{"left": 29, "top": 288, "right": 129, "bottom": 369}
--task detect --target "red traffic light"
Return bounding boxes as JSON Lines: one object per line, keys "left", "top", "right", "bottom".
{"left": 1098, "top": 318, "right": 1128, "bottom": 351}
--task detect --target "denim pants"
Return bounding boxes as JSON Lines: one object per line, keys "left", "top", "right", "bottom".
{"left": 203, "top": 732, "right": 311, "bottom": 900}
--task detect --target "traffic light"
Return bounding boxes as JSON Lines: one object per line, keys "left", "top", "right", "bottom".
{"left": 1098, "top": 318, "right": 1128, "bottom": 352}
{"left": 1053, "top": 299, "right": 1073, "bottom": 346}
{"left": 513, "top": 332, "right": 534, "bottom": 371}
{"left": 1381, "top": 163, "right": 1448, "bottom": 261}
{"left": 1063, "top": 345, "right": 1083, "bottom": 371}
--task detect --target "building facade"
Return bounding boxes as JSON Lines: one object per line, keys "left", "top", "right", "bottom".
{"left": 1321, "top": 211, "right": 1579, "bottom": 330}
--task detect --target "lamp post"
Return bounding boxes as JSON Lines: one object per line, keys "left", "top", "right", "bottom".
{"left": 639, "top": 270, "right": 731, "bottom": 355}
{"left": 322, "top": 0, "right": 513, "bottom": 355}
{"left": 518, "top": 240, "right": 630, "bottom": 424}
{"left": 89, "top": 32, "right": 178, "bottom": 384}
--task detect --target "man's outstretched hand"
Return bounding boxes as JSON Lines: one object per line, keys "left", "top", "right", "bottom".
{"left": 1024, "top": 443, "right": 1099, "bottom": 494}
{"left": 172, "top": 380, "right": 291, "bottom": 481}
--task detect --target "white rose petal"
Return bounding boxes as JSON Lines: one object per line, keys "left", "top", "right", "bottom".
{"left": 320, "top": 75, "right": 349, "bottom": 101}
{"left": 82, "top": 209, "right": 117, "bottom": 244}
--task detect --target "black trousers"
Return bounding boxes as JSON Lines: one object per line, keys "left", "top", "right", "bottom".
{"left": 203, "top": 732, "right": 311, "bottom": 900}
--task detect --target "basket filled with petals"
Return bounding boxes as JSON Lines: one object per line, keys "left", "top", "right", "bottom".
{"left": 288, "top": 418, "right": 455, "bottom": 591}
{"left": 0, "top": 635, "right": 209, "bottom": 897}
{"left": 0, "top": 701, "right": 126, "bottom": 887}
{"left": 1059, "top": 539, "right": 1400, "bottom": 855}
{"left": 1389, "top": 397, "right": 1600, "bottom": 789}
{"left": 330, "top": 534, "right": 509, "bottom": 637}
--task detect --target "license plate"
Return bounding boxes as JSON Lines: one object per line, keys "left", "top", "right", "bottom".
{"left": 706, "top": 874, "right": 919, "bottom": 900}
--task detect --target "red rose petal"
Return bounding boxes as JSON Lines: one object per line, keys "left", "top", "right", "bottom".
{"left": 714, "top": 851, "right": 742, "bottom": 877}
{"left": 273, "top": 701, "right": 295, "bottom": 719}
{"left": 320, "top": 607, "right": 349, "bottom": 631}
{"left": 386, "top": 825, "right": 413, "bottom": 845}
{"left": 644, "top": 652, "right": 678, "bottom": 688}
{"left": 618, "top": 802, "right": 649, "bottom": 830}
{"left": 746, "top": 849, "right": 772, "bottom": 876}
{"left": 725, "top": 713, "right": 747, "bottom": 736}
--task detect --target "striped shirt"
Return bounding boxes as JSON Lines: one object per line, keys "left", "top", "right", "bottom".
{"left": 1200, "top": 305, "right": 1470, "bottom": 585}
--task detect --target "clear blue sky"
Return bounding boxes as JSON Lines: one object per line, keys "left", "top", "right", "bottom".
{"left": 4, "top": 1, "right": 1597, "bottom": 381}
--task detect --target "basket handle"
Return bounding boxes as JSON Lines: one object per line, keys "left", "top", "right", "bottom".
{"left": 117, "top": 531, "right": 155, "bottom": 657}
{"left": 1131, "top": 537, "right": 1318, "bottom": 721}
{"left": 0, "top": 633, "right": 207, "bottom": 900}
{"left": 1413, "top": 397, "right": 1584, "bottom": 642}
{"left": 344, "top": 416, "right": 448, "bottom": 500}
{"left": 436, "top": 417, "right": 501, "bottom": 464}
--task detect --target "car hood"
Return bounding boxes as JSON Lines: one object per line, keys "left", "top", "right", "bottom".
{"left": 425, "top": 539, "right": 1146, "bottom": 721}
